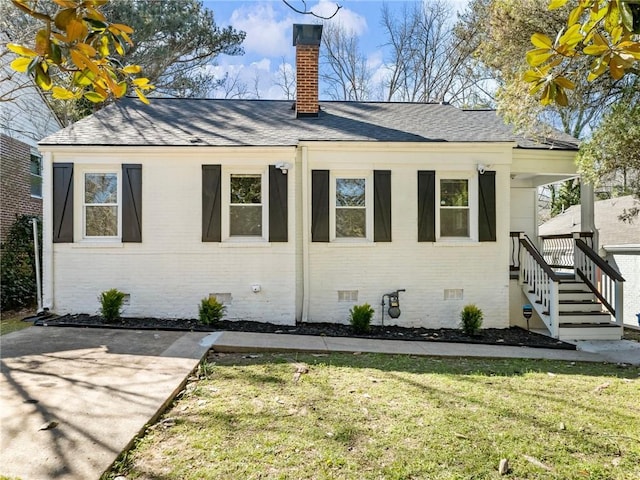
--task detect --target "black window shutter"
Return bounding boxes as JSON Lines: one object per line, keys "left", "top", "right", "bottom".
{"left": 311, "top": 170, "right": 329, "bottom": 242}
{"left": 52, "top": 163, "right": 74, "bottom": 243}
{"left": 122, "top": 164, "right": 142, "bottom": 242}
{"left": 374, "top": 170, "right": 392, "bottom": 242}
{"left": 417, "top": 170, "right": 436, "bottom": 242}
{"left": 269, "top": 165, "right": 288, "bottom": 242}
{"left": 478, "top": 171, "right": 496, "bottom": 242}
{"left": 202, "top": 165, "right": 222, "bottom": 242}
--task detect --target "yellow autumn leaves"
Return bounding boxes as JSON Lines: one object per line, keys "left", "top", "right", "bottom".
{"left": 524, "top": 0, "right": 640, "bottom": 106}
{"left": 8, "top": 0, "right": 153, "bottom": 104}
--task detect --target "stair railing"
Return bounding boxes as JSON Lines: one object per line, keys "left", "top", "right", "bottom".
{"left": 574, "top": 239, "right": 625, "bottom": 325}
{"left": 519, "top": 234, "right": 561, "bottom": 338}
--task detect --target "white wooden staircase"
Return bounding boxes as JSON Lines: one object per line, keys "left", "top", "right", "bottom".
{"left": 518, "top": 234, "right": 624, "bottom": 341}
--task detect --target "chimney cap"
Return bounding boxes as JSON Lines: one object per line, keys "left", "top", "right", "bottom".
{"left": 293, "top": 24, "right": 323, "bottom": 46}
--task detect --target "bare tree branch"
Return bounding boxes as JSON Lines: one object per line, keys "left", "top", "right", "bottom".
{"left": 282, "top": 0, "right": 341, "bottom": 19}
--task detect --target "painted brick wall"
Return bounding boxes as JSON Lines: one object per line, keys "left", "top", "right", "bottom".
{"left": 48, "top": 150, "right": 299, "bottom": 324}
{"left": 0, "top": 134, "right": 42, "bottom": 243}
{"left": 305, "top": 151, "right": 512, "bottom": 329}
{"left": 46, "top": 144, "right": 515, "bottom": 328}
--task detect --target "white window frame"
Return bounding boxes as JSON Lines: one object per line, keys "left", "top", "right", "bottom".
{"left": 436, "top": 172, "right": 477, "bottom": 242}
{"left": 330, "top": 171, "right": 373, "bottom": 243}
{"left": 30, "top": 151, "right": 43, "bottom": 199}
{"left": 78, "top": 167, "right": 121, "bottom": 241}
{"left": 222, "top": 168, "right": 269, "bottom": 243}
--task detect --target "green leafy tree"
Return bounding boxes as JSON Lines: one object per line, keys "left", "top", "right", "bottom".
{"left": 6, "top": 0, "right": 154, "bottom": 104}
{"left": 103, "top": 0, "right": 245, "bottom": 98}
{"left": 524, "top": 0, "right": 640, "bottom": 106}
{"left": 576, "top": 101, "right": 640, "bottom": 215}
{"left": 456, "top": 0, "right": 637, "bottom": 139}
{"left": 1, "top": 215, "right": 41, "bottom": 311}
{"left": 550, "top": 179, "right": 581, "bottom": 216}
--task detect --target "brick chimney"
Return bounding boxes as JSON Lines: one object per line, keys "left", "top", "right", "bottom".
{"left": 293, "top": 24, "right": 323, "bottom": 118}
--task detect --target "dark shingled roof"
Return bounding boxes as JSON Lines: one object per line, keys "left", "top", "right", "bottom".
{"left": 40, "top": 98, "right": 578, "bottom": 150}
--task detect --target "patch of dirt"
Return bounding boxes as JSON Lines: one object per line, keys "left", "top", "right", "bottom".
{"left": 37, "top": 314, "right": 576, "bottom": 350}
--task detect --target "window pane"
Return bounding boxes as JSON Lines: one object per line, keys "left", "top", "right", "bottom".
{"left": 30, "top": 174, "right": 42, "bottom": 197}
{"left": 440, "top": 179, "right": 468, "bottom": 207}
{"left": 86, "top": 206, "right": 118, "bottom": 236}
{"left": 336, "top": 178, "right": 365, "bottom": 207}
{"left": 441, "top": 208, "right": 469, "bottom": 237}
{"left": 30, "top": 155, "right": 41, "bottom": 175}
{"left": 230, "top": 205, "right": 262, "bottom": 236}
{"left": 85, "top": 173, "right": 117, "bottom": 203}
{"left": 231, "top": 175, "right": 261, "bottom": 204}
{"left": 336, "top": 208, "right": 366, "bottom": 238}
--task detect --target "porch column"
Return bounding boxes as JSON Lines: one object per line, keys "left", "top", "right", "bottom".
{"left": 580, "top": 180, "right": 598, "bottom": 250}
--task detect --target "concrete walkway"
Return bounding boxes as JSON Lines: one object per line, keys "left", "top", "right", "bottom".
{"left": 2, "top": 327, "right": 637, "bottom": 480}
{"left": 1, "top": 327, "right": 214, "bottom": 480}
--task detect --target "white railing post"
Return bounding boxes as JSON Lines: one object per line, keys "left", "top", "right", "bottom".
{"left": 615, "top": 280, "right": 624, "bottom": 326}
{"left": 549, "top": 281, "right": 560, "bottom": 338}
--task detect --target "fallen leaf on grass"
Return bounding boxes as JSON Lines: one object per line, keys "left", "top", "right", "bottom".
{"left": 293, "top": 364, "right": 309, "bottom": 383}
{"left": 454, "top": 433, "right": 469, "bottom": 440}
{"left": 523, "top": 455, "right": 553, "bottom": 471}
{"left": 498, "top": 458, "right": 509, "bottom": 475}
{"left": 592, "top": 382, "right": 611, "bottom": 394}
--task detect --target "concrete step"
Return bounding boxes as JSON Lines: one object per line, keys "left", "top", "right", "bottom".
{"left": 558, "top": 323, "right": 623, "bottom": 341}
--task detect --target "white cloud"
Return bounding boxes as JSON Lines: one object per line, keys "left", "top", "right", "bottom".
{"left": 229, "top": 3, "right": 294, "bottom": 57}
{"left": 315, "top": 0, "right": 368, "bottom": 36}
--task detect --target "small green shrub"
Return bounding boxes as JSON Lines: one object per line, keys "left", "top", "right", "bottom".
{"left": 460, "top": 304, "right": 483, "bottom": 335}
{"left": 199, "top": 297, "right": 226, "bottom": 325}
{"left": 349, "top": 303, "right": 374, "bottom": 334}
{"left": 100, "top": 289, "right": 126, "bottom": 323}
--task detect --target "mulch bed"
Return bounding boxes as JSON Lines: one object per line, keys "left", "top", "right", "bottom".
{"left": 35, "top": 314, "right": 576, "bottom": 350}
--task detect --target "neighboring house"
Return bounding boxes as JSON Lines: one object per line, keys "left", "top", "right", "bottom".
{"left": 40, "top": 24, "right": 608, "bottom": 339}
{"left": 539, "top": 196, "right": 640, "bottom": 329}
{"left": 0, "top": 46, "right": 63, "bottom": 243}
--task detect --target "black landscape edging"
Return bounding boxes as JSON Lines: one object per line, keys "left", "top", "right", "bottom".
{"left": 35, "top": 315, "right": 577, "bottom": 350}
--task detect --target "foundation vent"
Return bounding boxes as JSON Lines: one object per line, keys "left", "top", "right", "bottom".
{"left": 444, "top": 289, "right": 464, "bottom": 300}
{"left": 338, "top": 290, "right": 359, "bottom": 302}
{"left": 211, "top": 293, "right": 232, "bottom": 305}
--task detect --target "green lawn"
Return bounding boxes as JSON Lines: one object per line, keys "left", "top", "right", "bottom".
{"left": 0, "top": 311, "right": 33, "bottom": 336}
{"left": 106, "top": 353, "right": 640, "bottom": 480}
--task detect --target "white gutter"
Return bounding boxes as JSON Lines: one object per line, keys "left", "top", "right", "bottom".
{"left": 32, "top": 218, "right": 43, "bottom": 313}
{"left": 41, "top": 151, "right": 54, "bottom": 311}
{"left": 602, "top": 244, "right": 640, "bottom": 254}
{"left": 301, "top": 146, "right": 310, "bottom": 323}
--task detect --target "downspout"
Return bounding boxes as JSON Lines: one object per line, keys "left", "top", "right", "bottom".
{"left": 42, "top": 151, "right": 54, "bottom": 311}
{"left": 301, "top": 146, "right": 310, "bottom": 323}
{"left": 32, "top": 218, "right": 43, "bottom": 313}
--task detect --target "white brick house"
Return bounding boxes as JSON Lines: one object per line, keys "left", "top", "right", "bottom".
{"left": 40, "top": 24, "right": 601, "bottom": 337}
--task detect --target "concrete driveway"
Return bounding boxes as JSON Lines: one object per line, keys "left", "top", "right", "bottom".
{"left": 0, "top": 327, "right": 214, "bottom": 480}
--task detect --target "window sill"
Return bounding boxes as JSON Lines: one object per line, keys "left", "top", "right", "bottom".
{"left": 433, "top": 240, "right": 482, "bottom": 247}
{"left": 327, "top": 240, "right": 376, "bottom": 247}
{"left": 72, "top": 242, "right": 124, "bottom": 249}
{"left": 220, "top": 239, "right": 272, "bottom": 248}
{"left": 30, "top": 195, "right": 43, "bottom": 199}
